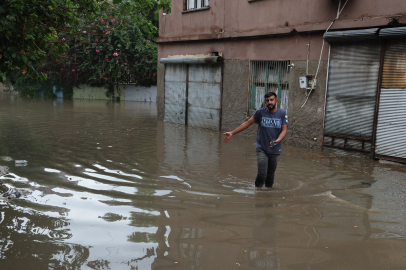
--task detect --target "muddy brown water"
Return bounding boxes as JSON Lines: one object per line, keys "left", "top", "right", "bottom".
{"left": 1, "top": 93, "right": 406, "bottom": 270}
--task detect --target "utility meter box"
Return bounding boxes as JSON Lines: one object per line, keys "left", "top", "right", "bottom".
{"left": 299, "top": 76, "right": 308, "bottom": 89}
{"left": 300, "top": 75, "right": 314, "bottom": 89}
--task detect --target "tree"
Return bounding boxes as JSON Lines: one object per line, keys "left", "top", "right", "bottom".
{"left": 0, "top": 0, "right": 171, "bottom": 83}
{"left": 42, "top": 9, "right": 160, "bottom": 90}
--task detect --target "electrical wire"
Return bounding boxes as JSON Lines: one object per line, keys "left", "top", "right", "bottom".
{"left": 340, "top": 0, "right": 350, "bottom": 15}
{"left": 301, "top": 0, "right": 350, "bottom": 108}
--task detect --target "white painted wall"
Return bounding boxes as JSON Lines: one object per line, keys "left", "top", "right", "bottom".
{"left": 72, "top": 84, "right": 157, "bottom": 101}
{"left": 125, "top": 85, "right": 157, "bottom": 102}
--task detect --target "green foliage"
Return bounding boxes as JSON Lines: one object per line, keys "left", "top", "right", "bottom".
{"left": 42, "top": 13, "right": 160, "bottom": 90}
{"left": 8, "top": 70, "right": 72, "bottom": 98}
{"left": 0, "top": 0, "right": 171, "bottom": 85}
{"left": 13, "top": 72, "right": 54, "bottom": 98}
{"left": 1, "top": 0, "right": 95, "bottom": 82}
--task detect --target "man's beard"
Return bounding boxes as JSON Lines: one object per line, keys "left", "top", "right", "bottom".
{"left": 267, "top": 104, "right": 276, "bottom": 111}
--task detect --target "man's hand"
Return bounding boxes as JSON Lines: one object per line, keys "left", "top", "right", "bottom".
{"left": 223, "top": 116, "right": 256, "bottom": 143}
{"left": 270, "top": 140, "right": 280, "bottom": 148}
{"left": 270, "top": 125, "right": 287, "bottom": 147}
{"left": 223, "top": 132, "right": 233, "bottom": 143}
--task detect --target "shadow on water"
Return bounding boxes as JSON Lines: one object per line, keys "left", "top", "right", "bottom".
{"left": 1, "top": 93, "right": 406, "bottom": 269}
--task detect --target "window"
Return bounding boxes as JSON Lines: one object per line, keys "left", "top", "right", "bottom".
{"left": 184, "top": 0, "right": 209, "bottom": 11}
{"left": 247, "top": 61, "right": 290, "bottom": 115}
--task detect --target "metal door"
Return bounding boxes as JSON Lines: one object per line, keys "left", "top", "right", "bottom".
{"left": 323, "top": 41, "right": 382, "bottom": 151}
{"left": 187, "top": 64, "right": 222, "bottom": 130}
{"left": 164, "top": 64, "right": 187, "bottom": 124}
{"left": 375, "top": 40, "right": 406, "bottom": 161}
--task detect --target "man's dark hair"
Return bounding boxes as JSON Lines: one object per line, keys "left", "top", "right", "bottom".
{"left": 264, "top": 92, "right": 277, "bottom": 99}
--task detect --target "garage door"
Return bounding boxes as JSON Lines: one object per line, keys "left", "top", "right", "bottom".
{"left": 187, "top": 64, "right": 221, "bottom": 130}
{"left": 163, "top": 61, "right": 222, "bottom": 131}
{"left": 164, "top": 64, "right": 187, "bottom": 125}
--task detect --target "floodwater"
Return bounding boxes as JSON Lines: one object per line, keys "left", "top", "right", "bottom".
{"left": 0, "top": 93, "right": 406, "bottom": 270}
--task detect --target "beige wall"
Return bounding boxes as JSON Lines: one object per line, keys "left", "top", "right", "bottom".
{"left": 159, "top": 0, "right": 406, "bottom": 44}
{"left": 158, "top": 33, "right": 328, "bottom": 61}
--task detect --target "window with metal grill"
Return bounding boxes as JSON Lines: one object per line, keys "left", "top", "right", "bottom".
{"left": 184, "top": 0, "right": 210, "bottom": 11}
{"left": 247, "top": 60, "right": 290, "bottom": 116}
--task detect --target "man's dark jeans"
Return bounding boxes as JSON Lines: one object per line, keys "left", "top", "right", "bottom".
{"left": 255, "top": 151, "right": 280, "bottom": 187}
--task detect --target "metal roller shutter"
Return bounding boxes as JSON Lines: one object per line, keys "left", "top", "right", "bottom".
{"left": 323, "top": 41, "right": 382, "bottom": 152}
{"left": 375, "top": 40, "right": 406, "bottom": 161}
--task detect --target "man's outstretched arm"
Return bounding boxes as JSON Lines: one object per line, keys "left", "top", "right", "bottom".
{"left": 223, "top": 116, "right": 256, "bottom": 143}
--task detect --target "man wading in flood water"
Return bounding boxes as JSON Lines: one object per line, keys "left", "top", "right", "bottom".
{"left": 223, "top": 92, "right": 288, "bottom": 188}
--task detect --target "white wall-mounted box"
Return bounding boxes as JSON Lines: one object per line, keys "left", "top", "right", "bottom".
{"left": 300, "top": 76, "right": 308, "bottom": 89}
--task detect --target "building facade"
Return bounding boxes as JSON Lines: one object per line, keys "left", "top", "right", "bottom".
{"left": 157, "top": 0, "right": 406, "bottom": 162}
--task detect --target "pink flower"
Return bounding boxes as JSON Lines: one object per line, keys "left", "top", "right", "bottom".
{"left": 101, "top": 20, "right": 104, "bottom": 23}
{"left": 91, "top": 23, "right": 94, "bottom": 25}
{"left": 106, "top": 31, "right": 111, "bottom": 34}
{"left": 62, "top": 38, "right": 66, "bottom": 42}
{"left": 85, "top": 47, "right": 88, "bottom": 49}
{"left": 153, "top": 74, "right": 155, "bottom": 76}
{"left": 72, "top": 69, "right": 75, "bottom": 72}
{"left": 96, "top": 39, "right": 99, "bottom": 42}
{"left": 60, "top": 68, "right": 63, "bottom": 71}
{"left": 147, "top": 40, "right": 151, "bottom": 43}
{"left": 105, "top": 78, "right": 108, "bottom": 80}
{"left": 113, "top": 52, "right": 118, "bottom": 57}
{"left": 116, "top": 62, "right": 118, "bottom": 64}
{"left": 62, "top": 53, "right": 65, "bottom": 56}
{"left": 96, "top": 50, "right": 100, "bottom": 53}
{"left": 125, "top": 68, "right": 127, "bottom": 70}
{"left": 105, "top": 58, "right": 109, "bottom": 62}
{"left": 83, "top": 31, "right": 87, "bottom": 34}
{"left": 111, "top": 19, "right": 115, "bottom": 22}
{"left": 76, "top": 49, "right": 78, "bottom": 51}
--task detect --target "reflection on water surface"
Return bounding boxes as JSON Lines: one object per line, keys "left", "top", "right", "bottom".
{"left": 1, "top": 93, "right": 406, "bottom": 269}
